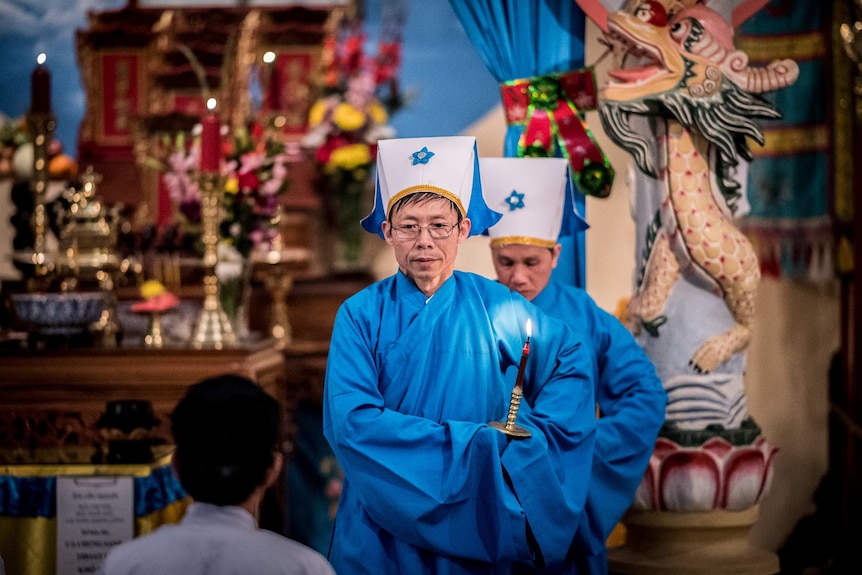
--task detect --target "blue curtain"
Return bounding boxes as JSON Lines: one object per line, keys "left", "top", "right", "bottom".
{"left": 448, "top": 0, "right": 590, "bottom": 287}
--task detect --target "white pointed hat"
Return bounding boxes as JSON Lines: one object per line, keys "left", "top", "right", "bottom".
{"left": 481, "top": 157, "right": 588, "bottom": 247}
{"left": 361, "top": 136, "right": 502, "bottom": 238}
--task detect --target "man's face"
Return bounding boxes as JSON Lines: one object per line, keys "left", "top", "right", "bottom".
{"left": 492, "top": 243, "right": 561, "bottom": 301}
{"left": 382, "top": 196, "right": 470, "bottom": 290}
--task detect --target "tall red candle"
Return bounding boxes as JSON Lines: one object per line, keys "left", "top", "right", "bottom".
{"left": 200, "top": 98, "right": 220, "bottom": 173}
{"left": 267, "top": 57, "right": 282, "bottom": 112}
{"left": 30, "top": 53, "right": 51, "bottom": 114}
{"left": 514, "top": 319, "right": 532, "bottom": 389}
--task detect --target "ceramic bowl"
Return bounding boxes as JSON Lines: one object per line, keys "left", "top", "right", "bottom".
{"left": 11, "top": 292, "right": 105, "bottom": 335}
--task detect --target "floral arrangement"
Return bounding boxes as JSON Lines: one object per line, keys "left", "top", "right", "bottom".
{"left": 1, "top": 112, "right": 77, "bottom": 180}
{"left": 159, "top": 121, "right": 289, "bottom": 259}
{"left": 300, "top": 20, "right": 405, "bottom": 265}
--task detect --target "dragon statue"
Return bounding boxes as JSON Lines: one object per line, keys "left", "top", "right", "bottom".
{"left": 596, "top": 0, "right": 798, "bottom": 514}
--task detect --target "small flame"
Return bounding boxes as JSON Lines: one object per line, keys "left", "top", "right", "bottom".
{"left": 36, "top": 53, "right": 47, "bottom": 65}
{"left": 263, "top": 51, "right": 276, "bottom": 64}
{"left": 206, "top": 97, "right": 217, "bottom": 111}
{"left": 526, "top": 318, "right": 532, "bottom": 338}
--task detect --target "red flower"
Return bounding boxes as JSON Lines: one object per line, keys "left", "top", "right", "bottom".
{"left": 251, "top": 122, "right": 264, "bottom": 143}
{"left": 237, "top": 170, "right": 261, "bottom": 192}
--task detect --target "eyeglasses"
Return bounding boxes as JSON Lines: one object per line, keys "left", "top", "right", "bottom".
{"left": 390, "top": 222, "right": 459, "bottom": 240}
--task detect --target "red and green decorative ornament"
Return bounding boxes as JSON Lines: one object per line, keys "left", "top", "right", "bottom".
{"left": 500, "top": 68, "right": 615, "bottom": 198}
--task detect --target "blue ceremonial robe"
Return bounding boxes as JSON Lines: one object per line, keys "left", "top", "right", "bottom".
{"left": 524, "top": 279, "right": 666, "bottom": 574}
{"left": 323, "top": 271, "right": 598, "bottom": 574}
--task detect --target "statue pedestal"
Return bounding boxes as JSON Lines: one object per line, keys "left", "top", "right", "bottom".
{"left": 609, "top": 507, "right": 778, "bottom": 575}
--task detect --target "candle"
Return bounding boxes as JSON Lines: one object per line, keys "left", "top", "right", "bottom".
{"left": 31, "top": 53, "right": 51, "bottom": 114}
{"left": 200, "top": 98, "right": 220, "bottom": 173}
{"left": 514, "top": 318, "right": 532, "bottom": 389}
{"left": 267, "top": 53, "right": 282, "bottom": 111}
{"left": 262, "top": 51, "right": 277, "bottom": 112}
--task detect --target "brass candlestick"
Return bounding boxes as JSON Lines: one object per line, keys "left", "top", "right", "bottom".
{"left": 143, "top": 311, "right": 165, "bottom": 348}
{"left": 489, "top": 385, "right": 532, "bottom": 438}
{"left": 190, "top": 172, "right": 237, "bottom": 349}
{"left": 27, "top": 111, "right": 56, "bottom": 285}
{"left": 264, "top": 258, "right": 294, "bottom": 349}
{"left": 252, "top": 206, "right": 312, "bottom": 350}
{"left": 489, "top": 324, "right": 532, "bottom": 439}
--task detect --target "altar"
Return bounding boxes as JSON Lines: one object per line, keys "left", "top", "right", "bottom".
{"left": 0, "top": 339, "right": 289, "bottom": 573}
{"left": 0, "top": 339, "right": 287, "bottom": 449}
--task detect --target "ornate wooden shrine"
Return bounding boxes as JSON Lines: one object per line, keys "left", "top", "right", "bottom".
{"left": 74, "top": 0, "right": 349, "bottom": 247}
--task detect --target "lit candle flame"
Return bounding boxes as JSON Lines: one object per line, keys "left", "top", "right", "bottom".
{"left": 37, "top": 53, "right": 47, "bottom": 65}
{"left": 206, "top": 97, "right": 217, "bottom": 111}
{"left": 526, "top": 318, "right": 532, "bottom": 339}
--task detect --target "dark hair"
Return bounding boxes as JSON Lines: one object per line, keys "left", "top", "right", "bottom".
{"left": 170, "top": 374, "right": 281, "bottom": 506}
{"left": 387, "top": 191, "right": 463, "bottom": 225}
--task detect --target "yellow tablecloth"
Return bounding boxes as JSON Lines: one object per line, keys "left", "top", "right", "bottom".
{"left": 0, "top": 447, "right": 190, "bottom": 575}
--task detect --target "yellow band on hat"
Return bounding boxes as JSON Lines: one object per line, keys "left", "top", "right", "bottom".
{"left": 387, "top": 185, "right": 467, "bottom": 218}
{"left": 490, "top": 236, "right": 557, "bottom": 249}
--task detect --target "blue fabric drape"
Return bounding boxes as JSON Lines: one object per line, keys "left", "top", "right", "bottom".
{"left": 448, "top": 0, "right": 589, "bottom": 287}
{"left": 0, "top": 466, "right": 186, "bottom": 518}
{"left": 737, "top": 0, "right": 833, "bottom": 281}
{"left": 134, "top": 464, "right": 188, "bottom": 517}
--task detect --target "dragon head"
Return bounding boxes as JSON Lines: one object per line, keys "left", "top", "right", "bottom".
{"left": 598, "top": 1, "right": 798, "bottom": 180}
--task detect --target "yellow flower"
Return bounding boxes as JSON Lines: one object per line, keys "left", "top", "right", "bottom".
{"left": 333, "top": 103, "right": 366, "bottom": 131}
{"left": 308, "top": 99, "right": 329, "bottom": 127}
{"left": 140, "top": 280, "right": 166, "bottom": 300}
{"left": 328, "top": 144, "right": 372, "bottom": 171}
{"left": 225, "top": 176, "right": 239, "bottom": 194}
{"left": 368, "top": 101, "right": 388, "bottom": 125}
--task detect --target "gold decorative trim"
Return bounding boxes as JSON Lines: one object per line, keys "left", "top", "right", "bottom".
{"left": 832, "top": 0, "right": 855, "bottom": 225}
{"left": 737, "top": 30, "right": 826, "bottom": 62}
{"left": 750, "top": 125, "right": 830, "bottom": 156}
{"left": 490, "top": 236, "right": 556, "bottom": 248}
{"left": 387, "top": 185, "right": 467, "bottom": 217}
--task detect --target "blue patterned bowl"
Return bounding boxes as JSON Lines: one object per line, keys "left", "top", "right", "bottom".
{"left": 11, "top": 292, "right": 106, "bottom": 335}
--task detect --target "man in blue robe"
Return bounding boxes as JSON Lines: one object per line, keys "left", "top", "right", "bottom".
{"left": 481, "top": 157, "right": 667, "bottom": 574}
{"left": 323, "top": 137, "right": 599, "bottom": 574}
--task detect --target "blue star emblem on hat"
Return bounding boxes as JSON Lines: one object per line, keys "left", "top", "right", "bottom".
{"left": 505, "top": 190, "right": 525, "bottom": 211}
{"left": 411, "top": 146, "right": 435, "bottom": 165}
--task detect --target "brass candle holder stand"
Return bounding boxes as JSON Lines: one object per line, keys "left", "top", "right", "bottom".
{"left": 190, "top": 172, "right": 237, "bottom": 349}
{"left": 264, "top": 258, "right": 293, "bottom": 349}
{"left": 143, "top": 311, "right": 166, "bottom": 348}
{"left": 26, "top": 111, "right": 57, "bottom": 287}
{"left": 489, "top": 331, "right": 532, "bottom": 439}
{"left": 250, "top": 206, "right": 312, "bottom": 349}
{"left": 489, "top": 384, "right": 532, "bottom": 438}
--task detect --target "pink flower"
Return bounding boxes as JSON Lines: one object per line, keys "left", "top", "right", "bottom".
{"left": 633, "top": 436, "right": 778, "bottom": 512}
{"left": 238, "top": 152, "right": 266, "bottom": 175}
